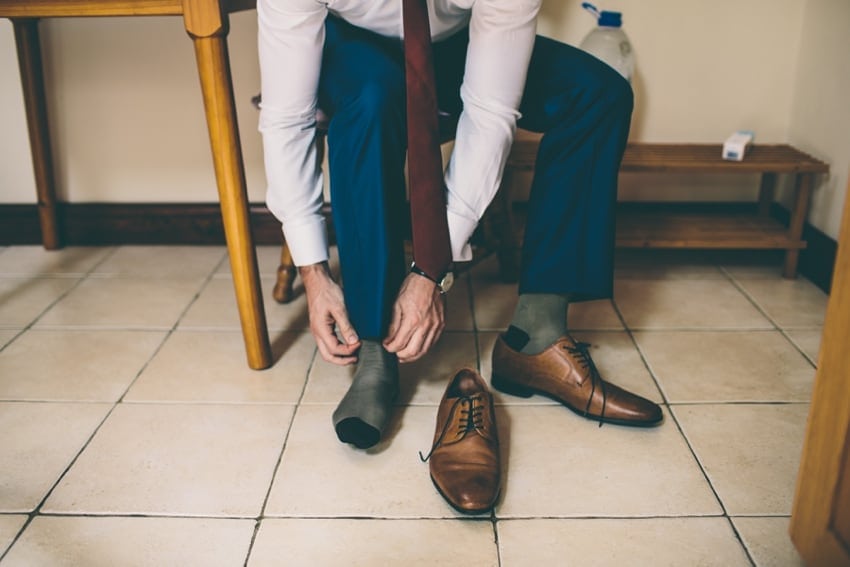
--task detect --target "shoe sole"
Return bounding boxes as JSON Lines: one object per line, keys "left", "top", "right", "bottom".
{"left": 429, "top": 474, "right": 498, "bottom": 516}
{"left": 491, "top": 373, "right": 663, "bottom": 428}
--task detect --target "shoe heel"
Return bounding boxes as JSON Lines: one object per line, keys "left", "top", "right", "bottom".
{"left": 491, "top": 374, "right": 534, "bottom": 398}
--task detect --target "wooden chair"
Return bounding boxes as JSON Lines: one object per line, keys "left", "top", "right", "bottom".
{"left": 258, "top": 99, "right": 523, "bottom": 303}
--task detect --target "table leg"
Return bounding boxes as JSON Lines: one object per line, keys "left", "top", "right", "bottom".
{"left": 13, "top": 18, "right": 61, "bottom": 249}
{"left": 190, "top": 33, "right": 272, "bottom": 370}
{"left": 784, "top": 173, "right": 814, "bottom": 279}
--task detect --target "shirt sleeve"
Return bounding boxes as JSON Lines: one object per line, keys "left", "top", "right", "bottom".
{"left": 444, "top": 0, "right": 542, "bottom": 261}
{"left": 257, "top": 0, "right": 329, "bottom": 266}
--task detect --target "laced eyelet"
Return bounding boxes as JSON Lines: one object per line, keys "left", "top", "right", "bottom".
{"left": 564, "top": 340, "right": 608, "bottom": 427}
{"left": 420, "top": 395, "right": 485, "bottom": 462}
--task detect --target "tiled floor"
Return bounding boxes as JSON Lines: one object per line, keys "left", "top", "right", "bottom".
{"left": 0, "top": 245, "right": 825, "bottom": 566}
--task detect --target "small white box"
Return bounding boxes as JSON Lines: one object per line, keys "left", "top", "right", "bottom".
{"left": 722, "top": 131, "right": 754, "bottom": 161}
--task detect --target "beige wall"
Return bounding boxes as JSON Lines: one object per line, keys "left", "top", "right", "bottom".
{"left": 1, "top": 1, "right": 848, "bottom": 239}
{"left": 785, "top": 0, "right": 850, "bottom": 240}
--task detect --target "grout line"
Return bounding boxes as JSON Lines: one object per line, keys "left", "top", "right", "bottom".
{"left": 612, "top": 276, "right": 757, "bottom": 566}
{"left": 0, "top": 247, "right": 120, "bottom": 356}
{"left": 0, "top": 247, "right": 224, "bottom": 564}
{"left": 243, "top": 345, "right": 318, "bottom": 567}
{"left": 0, "top": 247, "right": 127, "bottom": 562}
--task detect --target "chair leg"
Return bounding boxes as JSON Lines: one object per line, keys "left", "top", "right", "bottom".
{"left": 190, "top": 32, "right": 272, "bottom": 370}
{"left": 273, "top": 241, "right": 297, "bottom": 304}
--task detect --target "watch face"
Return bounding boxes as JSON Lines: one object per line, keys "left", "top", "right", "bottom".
{"left": 439, "top": 271, "right": 455, "bottom": 293}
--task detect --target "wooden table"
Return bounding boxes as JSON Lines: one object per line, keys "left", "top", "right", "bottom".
{"left": 2, "top": 0, "right": 272, "bottom": 369}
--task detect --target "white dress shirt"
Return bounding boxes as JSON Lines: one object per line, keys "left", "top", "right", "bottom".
{"left": 258, "top": 0, "right": 541, "bottom": 266}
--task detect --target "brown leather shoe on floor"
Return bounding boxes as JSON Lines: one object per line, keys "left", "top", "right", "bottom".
{"left": 492, "top": 332, "right": 663, "bottom": 427}
{"left": 422, "top": 368, "right": 500, "bottom": 514}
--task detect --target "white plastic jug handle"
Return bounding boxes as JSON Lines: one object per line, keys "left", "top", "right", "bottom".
{"left": 581, "top": 2, "right": 601, "bottom": 20}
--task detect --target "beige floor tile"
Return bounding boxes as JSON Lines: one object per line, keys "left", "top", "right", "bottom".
{"left": 444, "top": 276, "right": 475, "bottom": 331}
{"left": 91, "top": 245, "right": 225, "bottom": 278}
{"left": 731, "top": 516, "right": 805, "bottom": 567}
{"left": 469, "top": 259, "right": 519, "bottom": 331}
{"left": 673, "top": 404, "right": 809, "bottom": 515}
{"left": 0, "top": 402, "right": 111, "bottom": 512}
{"left": 498, "top": 517, "right": 750, "bottom": 566}
{"left": 125, "top": 331, "right": 313, "bottom": 403}
{"left": 737, "top": 278, "right": 828, "bottom": 328}
{"left": 785, "top": 329, "right": 822, "bottom": 365}
{"left": 35, "top": 278, "right": 203, "bottom": 330}
{"left": 0, "top": 515, "right": 27, "bottom": 556}
{"left": 471, "top": 293, "right": 621, "bottom": 334}
{"left": 635, "top": 331, "right": 815, "bottom": 403}
{"left": 43, "top": 403, "right": 293, "bottom": 517}
{"left": 472, "top": 282, "right": 518, "bottom": 331}
{"left": 477, "top": 331, "right": 663, "bottom": 405}
{"left": 567, "top": 299, "right": 624, "bottom": 330}
{"left": 216, "top": 245, "right": 291, "bottom": 277}
{"left": 0, "top": 278, "right": 79, "bottom": 328}
{"left": 216, "top": 244, "right": 342, "bottom": 278}
{"left": 615, "top": 249, "right": 726, "bottom": 280}
{"left": 0, "top": 246, "right": 112, "bottom": 277}
{"left": 0, "top": 330, "right": 20, "bottom": 349}
{"left": 302, "top": 332, "right": 478, "bottom": 405}
{"left": 614, "top": 279, "right": 773, "bottom": 329}
{"left": 265, "top": 405, "right": 465, "bottom": 518}
{"left": 180, "top": 277, "right": 310, "bottom": 331}
{"left": 2, "top": 516, "right": 255, "bottom": 567}
{"left": 0, "top": 330, "right": 165, "bottom": 402}
{"left": 249, "top": 518, "right": 497, "bottom": 566}
{"left": 723, "top": 263, "right": 788, "bottom": 279}
{"left": 496, "top": 406, "right": 720, "bottom": 517}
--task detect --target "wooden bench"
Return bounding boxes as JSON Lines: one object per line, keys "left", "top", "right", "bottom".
{"left": 503, "top": 132, "right": 830, "bottom": 278}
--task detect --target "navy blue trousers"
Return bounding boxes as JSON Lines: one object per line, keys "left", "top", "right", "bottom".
{"left": 319, "top": 17, "right": 633, "bottom": 339}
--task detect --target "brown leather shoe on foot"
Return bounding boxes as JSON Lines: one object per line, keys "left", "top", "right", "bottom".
{"left": 422, "top": 368, "right": 500, "bottom": 514}
{"left": 492, "top": 334, "right": 663, "bottom": 427}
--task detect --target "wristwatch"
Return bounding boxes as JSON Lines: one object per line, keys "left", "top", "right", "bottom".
{"left": 410, "top": 262, "right": 454, "bottom": 294}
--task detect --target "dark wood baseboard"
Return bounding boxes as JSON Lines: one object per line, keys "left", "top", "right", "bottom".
{"left": 0, "top": 202, "right": 284, "bottom": 246}
{"left": 0, "top": 201, "right": 836, "bottom": 293}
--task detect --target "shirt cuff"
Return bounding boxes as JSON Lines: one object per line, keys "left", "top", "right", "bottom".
{"left": 447, "top": 208, "right": 476, "bottom": 263}
{"left": 280, "top": 218, "right": 329, "bottom": 267}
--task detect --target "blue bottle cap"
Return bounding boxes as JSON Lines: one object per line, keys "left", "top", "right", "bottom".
{"left": 598, "top": 10, "right": 622, "bottom": 27}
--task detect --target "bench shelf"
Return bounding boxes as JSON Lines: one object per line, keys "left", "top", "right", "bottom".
{"left": 503, "top": 136, "right": 829, "bottom": 278}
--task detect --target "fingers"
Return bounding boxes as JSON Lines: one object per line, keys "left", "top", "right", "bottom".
{"left": 299, "top": 263, "right": 361, "bottom": 365}
{"left": 332, "top": 306, "right": 360, "bottom": 347}
{"left": 312, "top": 320, "right": 359, "bottom": 365}
{"left": 395, "top": 319, "right": 445, "bottom": 363}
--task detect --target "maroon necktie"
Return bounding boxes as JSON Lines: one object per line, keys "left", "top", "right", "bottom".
{"left": 403, "top": 0, "right": 452, "bottom": 281}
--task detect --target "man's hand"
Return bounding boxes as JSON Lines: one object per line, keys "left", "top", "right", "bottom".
{"left": 383, "top": 272, "right": 446, "bottom": 363}
{"left": 300, "top": 262, "right": 360, "bottom": 365}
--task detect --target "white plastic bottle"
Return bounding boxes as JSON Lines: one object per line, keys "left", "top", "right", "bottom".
{"left": 578, "top": 2, "right": 634, "bottom": 82}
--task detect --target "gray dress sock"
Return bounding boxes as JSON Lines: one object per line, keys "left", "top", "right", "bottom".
{"left": 507, "top": 293, "right": 570, "bottom": 354}
{"left": 332, "top": 340, "right": 399, "bottom": 449}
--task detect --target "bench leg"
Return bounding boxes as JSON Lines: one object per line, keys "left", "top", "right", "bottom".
{"left": 783, "top": 173, "right": 814, "bottom": 279}
{"left": 13, "top": 18, "right": 61, "bottom": 250}
{"left": 191, "top": 33, "right": 272, "bottom": 370}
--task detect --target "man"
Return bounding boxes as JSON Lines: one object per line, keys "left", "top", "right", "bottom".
{"left": 258, "top": 0, "right": 662, "bottom": 454}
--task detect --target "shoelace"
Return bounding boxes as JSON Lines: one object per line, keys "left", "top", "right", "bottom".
{"left": 564, "top": 340, "right": 608, "bottom": 427}
{"left": 419, "top": 395, "right": 484, "bottom": 462}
